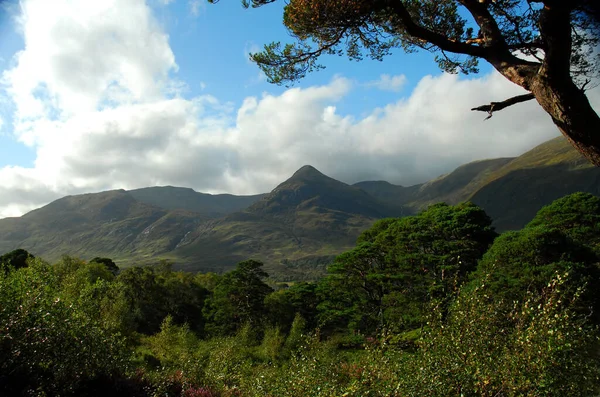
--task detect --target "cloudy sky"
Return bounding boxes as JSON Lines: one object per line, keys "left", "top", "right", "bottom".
{"left": 0, "top": 0, "right": 598, "bottom": 218}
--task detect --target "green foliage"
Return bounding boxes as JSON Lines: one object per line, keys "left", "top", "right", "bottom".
{"left": 318, "top": 242, "right": 390, "bottom": 333}
{"left": 265, "top": 282, "right": 319, "bottom": 331}
{"left": 147, "top": 316, "right": 199, "bottom": 370}
{"left": 399, "top": 272, "right": 600, "bottom": 396}
{"left": 527, "top": 192, "right": 600, "bottom": 251}
{"left": 471, "top": 225, "right": 600, "bottom": 323}
{"left": 320, "top": 202, "right": 496, "bottom": 333}
{"left": 3, "top": 191, "right": 600, "bottom": 395}
{"left": 0, "top": 259, "right": 130, "bottom": 395}
{"left": 239, "top": 0, "right": 599, "bottom": 92}
{"left": 117, "top": 264, "right": 208, "bottom": 335}
{"left": 283, "top": 313, "right": 307, "bottom": 357}
{"left": 259, "top": 326, "right": 286, "bottom": 362}
{"left": 0, "top": 248, "right": 34, "bottom": 271}
{"left": 90, "top": 256, "right": 120, "bottom": 275}
{"left": 53, "top": 254, "right": 88, "bottom": 284}
{"left": 204, "top": 260, "right": 274, "bottom": 336}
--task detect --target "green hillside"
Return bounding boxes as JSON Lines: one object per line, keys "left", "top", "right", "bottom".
{"left": 128, "top": 186, "right": 265, "bottom": 217}
{"left": 171, "top": 165, "right": 400, "bottom": 278}
{"left": 469, "top": 137, "right": 600, "bottom": 231}
{"left": 357, "top": 137, "right": 600, "bottom": 231}
{"left": 0, "top": 190, "right": 207, "bottom": 263}
{"left": 1, "top": 136, "right": 599, "bottom": 276}
{"left": 356, "top": 157, "right": 514, "bottom": 211}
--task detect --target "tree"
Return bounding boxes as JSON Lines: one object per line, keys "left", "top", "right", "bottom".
{"left": 0, "top": 259, "right": 129, "bottom": 395}
{"left": 318, "top": 242, "right": 391, "bottom": 333}
{"left": 469, "top": 225, "right": 600, "bottom": 324}
{"left": 376, "top": 202, "right": 496, "bottom": 301}
{"left": 89, "top": 257, "right": 120, "bottom": 275}
{"left": 319, "top": 202, "right": 497, "bottom": 333}
{"left": 265, "top": 282, "right": 319, "bottom": 331}
{"left": 216, "top": 0, "right": 600, "bottom": 166}
{"left": 203, "top": 260, "right": 274, "bottom": 336}
{"left": 0, "top": 248, "right": 34, "bottom": 271}
{"left": 117, "top": 265, "right": 208, "bottom": 335}
{"left": 526, "top": 192, "right": 600, "bottom": 252}
{"left": 401, "top": 271, "right": 600, "bottom": 396}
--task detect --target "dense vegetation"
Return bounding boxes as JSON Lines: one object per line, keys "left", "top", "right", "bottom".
{"left": 1, "top": 193, "right": 599, "bottom": 396}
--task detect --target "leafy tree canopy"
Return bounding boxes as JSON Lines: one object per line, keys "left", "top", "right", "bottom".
{"left": 526, "top": 192, "right": 600, "bottom": 251}
{"left": 203, "top": 260, "right": 274, "bottom": 336}
{"left": 319, "top": 202, "right": 497, "bottom": 333}
{"left": 90, "top": 257, "right": 120, "bottom": 275}
{"left": 470, "top": 224, "right": 600, "bottom": 323}
{"left": 0, "top": 248, "right": 34, "bottom": 271}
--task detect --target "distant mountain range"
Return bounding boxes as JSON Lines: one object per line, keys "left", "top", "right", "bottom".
{"left": 1, "top": 136, "right": 599, "bottom": 279}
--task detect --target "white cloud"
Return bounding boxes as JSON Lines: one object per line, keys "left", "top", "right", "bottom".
{"left": 2, "top": 0, "right": 176, "bottom": 123}
{"left": 0, "top": 0, "right": 597, "bottom": 219}
{"left": 366, "top": 74, "right": 407, "bottom": 92}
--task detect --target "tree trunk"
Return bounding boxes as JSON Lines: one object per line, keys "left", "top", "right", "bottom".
{"left": 530, "top": 75, "right": 600, "bottom": 166}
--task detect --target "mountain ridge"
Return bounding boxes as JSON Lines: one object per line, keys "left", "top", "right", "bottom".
{"left": 1, "top": 136, "right": 599, "bottom": 278}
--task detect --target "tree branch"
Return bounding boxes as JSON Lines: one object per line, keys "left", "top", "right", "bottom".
{"left": 387, "top": 0, "right": 488, "bottom": 58}
{"left": 457, "top": 0, "right": 508, "bottom": 50}
{"left": 471, "top": 93, "right": 535, "bottom": 119}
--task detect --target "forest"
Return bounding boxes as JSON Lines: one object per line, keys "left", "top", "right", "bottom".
{"left": 1, "top": 192, "right": 600, "bottom": 396}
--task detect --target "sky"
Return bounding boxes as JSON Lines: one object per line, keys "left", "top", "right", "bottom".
{"left": 0, "top": 0, "right": 598, "bottom": 218}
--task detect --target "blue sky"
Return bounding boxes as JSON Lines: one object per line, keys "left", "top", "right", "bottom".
{"left": 0, "top": 0, "right": 593, "bottom": 218}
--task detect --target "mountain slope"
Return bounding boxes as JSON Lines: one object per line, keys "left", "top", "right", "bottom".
{"left": 357, "top": 137, "right": 600, "bottom": 232}
{"left": 171, "top": 165, "right": 403, "bottom": 277}
{"left": 250, "top": 165, "right": 402, "bottom": 219}
{"left": 0, "top": 190, "right": 207, "bottom": 262}
{"left": 469, "top": 137, "right": 600, "bottom": 231}
{"left": 355, "top": 157, "right": 514, "bottom": 210}
{"left": 1, "top": 136, "right": 599, "bottom": 278}
{"left": 0, "top": 166, "right": 403, "bottom": 278}
{"left": 128, "top": 186, "right": 265, "bottom": 217}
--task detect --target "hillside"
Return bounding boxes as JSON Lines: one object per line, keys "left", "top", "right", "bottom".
{"left": 0, "top": 166, "right": 403, "bottom": 278}
{"left": 469, "top": 137, "right": 600, "bottom": 231}
{"left": 355, "top": 157, "right": 514, "bottom": 210}
{"left": 170, "top": 165, "right": 403, "bottom": 277}
{"left": 128, "top": 186, "right": 265, "bottom": 217}
{"left": 357, "top": 137, "right": 600, "bottom": 231}
{"left": 1, "top": 136, "right": 599, "bottom": 276}
{"left": 0, "top": 190, "right": 208, "bottom": 262}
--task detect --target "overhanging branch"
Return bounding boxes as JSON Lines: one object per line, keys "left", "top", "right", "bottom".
{"left": 387, "top": 0, "right": 488, "bottom": 58}
{"left": 471, "top": 93, "right": 535, "bottom": 119}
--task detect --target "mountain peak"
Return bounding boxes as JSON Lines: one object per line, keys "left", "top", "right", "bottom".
{"left": 290, "top": 165, "right": 327, "bottom": 181}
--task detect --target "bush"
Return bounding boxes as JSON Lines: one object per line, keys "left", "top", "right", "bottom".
{"left": 0, "top": 260, "right": 130, "bottom": 395}
{"left": 397, "top": 271, "right": 600, "bottom": 397}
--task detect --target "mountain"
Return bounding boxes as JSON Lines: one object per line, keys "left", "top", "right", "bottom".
{"left": 0, "top": 190, "right": 207, "bottom": 262}
{"left": 354, "top": 157, "right": 514, "bottom": 210}
{"left": 249, "top": 165, "right": 402, "bottom": 219}
{"left": 469, "top": 137, "right": 600, "bottom": 231}
{"left": 128, "top": 186, "right": 265, "bottom": 217}
{"left": 1, "top": 136, "right": 599, "bottom": 279}
{"left": 0, "top": 185, "right": 269, "bottom": 264}
{"left": 356, "top": 137, "right": 600, "bottom": 231}
{"left": 0, "top": 166, "right": 403, "bottom": 278}
{"left": 169, "top": 165, "right": 404, "bottom": 277}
